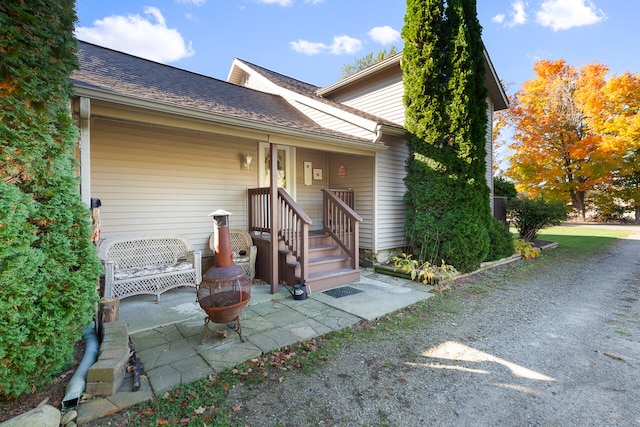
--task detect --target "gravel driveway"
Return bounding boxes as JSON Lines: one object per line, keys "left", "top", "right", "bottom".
{"left": 228, "top": 227, "right": 640, "bottom": 426}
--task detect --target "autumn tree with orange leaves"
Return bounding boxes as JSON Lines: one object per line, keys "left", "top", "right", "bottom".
{"left": 504, "top": 59, "right": 640, "bottom": 222}
{"left": 504, "top": 59, "right": 611, "bottom": 219}
{"left": 589, "top": 72, "right": 640, "bottom": 222}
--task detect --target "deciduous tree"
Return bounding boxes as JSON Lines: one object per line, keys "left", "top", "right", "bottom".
{"left": 505, "top": 60, "right": 610, "bottom": 218}
{"left": 590, "top": 72, "right": 640, "bottom": 222}
{"left": 506, "top": 59, "right": 640, "bottom": 222}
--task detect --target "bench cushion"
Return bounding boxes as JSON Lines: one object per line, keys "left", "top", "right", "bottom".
{"left": 114, "top": 261, "right": 194, "bottom": 281}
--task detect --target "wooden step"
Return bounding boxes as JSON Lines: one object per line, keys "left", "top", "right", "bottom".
{"left": 302, "top": 268, "right": 361, "bottom": 293}
{"left": 286, "top": 254, "right": 349, "bottom": 274}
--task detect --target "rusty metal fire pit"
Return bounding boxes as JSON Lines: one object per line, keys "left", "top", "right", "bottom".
{"left": 198, "top": 210, "right": 251, "bottom": 342}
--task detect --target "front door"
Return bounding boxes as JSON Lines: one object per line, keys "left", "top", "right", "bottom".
{"left": 258, "top": 142, "right": 296, "bottom": 198}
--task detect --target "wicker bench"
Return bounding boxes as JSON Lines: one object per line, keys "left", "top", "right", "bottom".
{"left": 98, "top": 233, "right": 202, "bottom": 301}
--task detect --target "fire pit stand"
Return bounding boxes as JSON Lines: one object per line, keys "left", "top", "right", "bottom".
{"left": 198, "top": 210, "right": 252, "bottom": 343}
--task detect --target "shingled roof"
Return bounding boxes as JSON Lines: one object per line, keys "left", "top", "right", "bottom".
{"left": 71, "top": 41, "right": 372, "bottom": 142}
{"left": 231, "top": 58, "right": 403, "bottom": 129}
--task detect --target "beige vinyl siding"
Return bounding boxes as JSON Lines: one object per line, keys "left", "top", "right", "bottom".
{"left": 374, "top": 136, "right": 409, "bottom": 251}
{"left": 331, "top": 74, "right": 405, "bottom": 126}
{"left": 295, "top": 148, "right": 328, "bottom": 231}
{"left": 328, "top": 154, "right": 374, "bottom": 250}
{"left": 239, "top": 71, "right": 274, "bottom": 94}
{"left": 486, "top": 98, "right": 495, "bottom": 213}
{"left": 91, "top": 118, "right": 258, "bottom": 255}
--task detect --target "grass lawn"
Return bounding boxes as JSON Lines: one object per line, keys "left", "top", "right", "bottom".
{"left": 537, "top": 225, "right": 633, "bottom": 252}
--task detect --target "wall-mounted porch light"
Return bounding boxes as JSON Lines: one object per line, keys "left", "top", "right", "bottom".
{"left": 241, "top": 153, "right": 253, "bottom": 170}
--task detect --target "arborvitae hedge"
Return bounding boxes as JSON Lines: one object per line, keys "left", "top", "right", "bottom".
{"left": 0, "top": 1, "right": 103, "bottom": 397}
{"left": 402, "top": 0, "right": 512, "bottom": 272}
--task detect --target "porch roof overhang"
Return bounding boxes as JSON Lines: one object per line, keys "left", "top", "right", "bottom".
{"left": 73, "top": 86, "right": 389, "bottom": 156}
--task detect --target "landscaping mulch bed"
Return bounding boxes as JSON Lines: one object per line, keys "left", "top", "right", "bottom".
{"left": 0, "top": 339, "right": 85, "bottom": 422}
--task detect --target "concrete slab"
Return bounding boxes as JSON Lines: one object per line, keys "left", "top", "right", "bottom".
{"left": 199, "top": 341, "right": 263, "bottom": 372}
{"left": 172, "top": 355, "right": 213, "bottom": 384}
{"left": 246, "top": 328, "right": 301, "bottom": 352}
{"left": 107, "top": 376, "right": 154, "bottom": 409}
{"left": 311, "top": 275, "right": 434, "bottom": 321}
{"left": 119, "top": 287, "right": 201, "bottom": 334}
{"left": 146, "top": 364, "right": 181, "bottom": 395}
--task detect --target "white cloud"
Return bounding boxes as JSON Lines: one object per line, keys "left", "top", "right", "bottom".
{"left": 176, "top": 0, "right": 206, "bottom": 5}
{"left": 256, "top": 0, "right": 293, "bottom": 5}
{"left": 493, "top": 1, "right": 527, "bottom": 28}
{"left": 305, "top": 0, "right": 324, "bottom": 4}
{"left": 329, "top": 35, "right": 362, "bottom": 54}
{"left": 290, "top": 39, "right": 326, "bottom": 55}
{"left": 492, "top": 14, "right": 506, "bottom": 24}
{"left": 290, "top": 35, "right": 362, "bottom": 55}
{"left": 75, "top": 7, "right": 195, "bottom": 63}
{"left": 368, "top": 26, "right": 401, "bottom": 45}
{"left": 509, "top": 1, "right": 528, "bottom": 27}
{"left": 536, "top": 0, "right": 606, "bottom": 31}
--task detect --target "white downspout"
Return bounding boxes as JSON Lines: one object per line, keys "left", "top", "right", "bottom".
{"left": 79, "top": 97, "right": 91, "bottom": 207}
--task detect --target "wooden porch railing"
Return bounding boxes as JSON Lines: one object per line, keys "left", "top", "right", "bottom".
{"left": 248, "top": 187, "right": 312, "bottom": 283}
{"left": 326, "top": 188, "right": 355, "bottom": 209}
{"left": 322, "top": 189, "right": 362, "bottom": 270}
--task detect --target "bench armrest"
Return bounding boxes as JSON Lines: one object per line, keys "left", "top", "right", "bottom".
{"left": 187, "top": 250, "right": 202, "bottom": 284}
{"left": 103, "top": 259, "right": 116, "bottom": 298}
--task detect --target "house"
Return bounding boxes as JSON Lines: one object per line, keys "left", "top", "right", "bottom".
{"left": 71, "top": 41, "right": 508, "bottom": 294}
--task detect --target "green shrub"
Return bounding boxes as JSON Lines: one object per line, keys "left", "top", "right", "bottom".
{"left": 507, "top": 196, "right": 567, "bottom": 242}
{"left": 391, "top": 253, "right": 457, "bottom": 286}
{"left": 402, "top": 0, "right": 491, "bottom": 273}
{"left": 0, "top": 1, "right": 103, "bottom": 397}
{"left": 514, "top": 239, "right": 541, "bottom": 259}
{"left": 484, "top": 217, "right": 515, "bottom": 262}
{"left": 493, "top": 176, "right": 517, "bottom": 199}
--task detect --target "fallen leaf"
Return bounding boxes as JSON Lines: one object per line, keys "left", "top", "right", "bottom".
{"left": 603, "top": 351, "right": 624, "bottom": 361}
{"left": 233, "top": 403, "right": 243, "bottom": 412}
{"left": 194, "top": 406, "right": 206, "bottom": 415}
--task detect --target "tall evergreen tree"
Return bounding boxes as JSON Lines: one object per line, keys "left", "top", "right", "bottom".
{"left": 402, "top": 0, "right": 506, "bottom": 272}
{"left": 0, "top": 1, "right": 102, "bottom": 397}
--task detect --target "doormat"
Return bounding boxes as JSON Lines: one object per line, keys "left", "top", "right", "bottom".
{"left": 323, "top": 286, "right": 363, "bottom": 298}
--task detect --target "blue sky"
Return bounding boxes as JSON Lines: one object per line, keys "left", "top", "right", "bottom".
{"left": 75, "top": 0, "right": 638, "bottom": 94}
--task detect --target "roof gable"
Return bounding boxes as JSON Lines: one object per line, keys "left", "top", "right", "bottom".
{"left": 317, "top": 49, "right": 509, "bottom": 111}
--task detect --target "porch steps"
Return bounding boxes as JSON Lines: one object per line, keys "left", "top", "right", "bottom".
{"left": 282, "top": 231, "right": 360, "bottom": 292}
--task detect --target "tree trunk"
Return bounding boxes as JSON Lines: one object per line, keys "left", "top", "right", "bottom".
{"left": 570, "top": 190, "right": 586, "bottom": 220}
